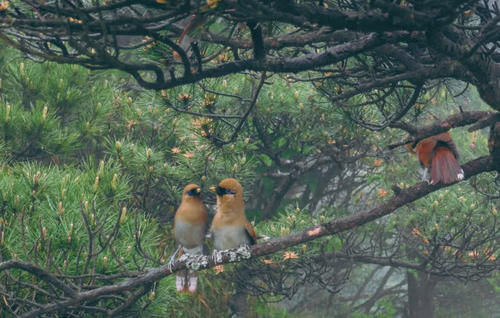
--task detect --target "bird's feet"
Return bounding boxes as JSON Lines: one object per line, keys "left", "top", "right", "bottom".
{"left": 212, "top": 249, "right": 224, "bottom": 264}
{"left": 168, "top": 246, "right": 181, "bottom": 272}
{"left": 419, "top": 166, "right": 431, "bottom": 184}
{"left": 211, "top": 245, "right": 252, "bottom": 264}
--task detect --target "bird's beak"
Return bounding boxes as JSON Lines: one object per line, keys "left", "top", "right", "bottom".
{"left": 209, "top": 186, "right": 216, "bottom": 192}
{"left": 405, "top": 143, "right": 416, "bottom": 153}
{"left": 196, "top": 187, "right": 201, "bottom": 194}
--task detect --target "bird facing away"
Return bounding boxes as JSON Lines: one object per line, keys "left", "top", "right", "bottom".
{"left": 173, "top": 184, "right": 208, "bottom": 293}
{"left": 415, "top": 132, "right": 464, "bottom": 184}
{"left": 210, "top": 178, "right": 256, "bottom": 250}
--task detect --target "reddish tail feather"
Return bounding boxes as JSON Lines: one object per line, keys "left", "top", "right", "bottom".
{"left": 176, "top": 271, "right": 198, "bottom": 293}
{"left": 431, "top": 147, "right": 464, "bottom": 184}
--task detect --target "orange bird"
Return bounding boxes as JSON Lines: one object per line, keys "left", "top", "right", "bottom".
{"left": 210, "top": 178, "right": 256, "bottom": 250}
{"left": 173, "top": 184, "right": 208, "bottom": 293}
{"left": 415, "top": 132, "right": 464, "bottom": 184}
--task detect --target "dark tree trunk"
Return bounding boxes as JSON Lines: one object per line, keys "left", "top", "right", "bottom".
{"left": 229, "top": 289, "right": 251, "bottom": 318}
{"left": 261, "top": 175, "right": 297, "bottom": 219}
{"left": 407, "top": 271, "right": 437, "bottom": 318}
{"left": 229, "top": 266, "right": 256, "bottom": 318}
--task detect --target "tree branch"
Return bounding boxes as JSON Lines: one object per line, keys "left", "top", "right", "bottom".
{"left": 0, "top": 260, "right": 77, "bottom": 298}
{"left": 388, "top": 111, "right": 498, "bottom": 149}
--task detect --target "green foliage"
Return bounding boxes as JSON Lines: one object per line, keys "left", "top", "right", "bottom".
{"left": 0, "top": 46, "right": 272, "bottom": 316}
{"left": 254, "top": 300, "right": 293, "bottom": 318}
{"left": 352, "top": 300, "right": 396, "bottom": 318}
{"left": 0, "top": 50, "right": 114, "bottom": 162}
{"left": 0, "top": 36, "right": 498, "bottom": 316}
{"left": 0, "top": 160, "right": 164, "bottom": 315}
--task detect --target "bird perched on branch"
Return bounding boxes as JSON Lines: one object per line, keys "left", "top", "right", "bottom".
{"left": 172, "top": 184, "right": 208, "bottom": 293}
{"left": 210, "top": 178, "right": 256, "bottom": 250}
{"left": 172, "top": 14, "right": 208, "bottom": 61}
{"left": 412, "top": 132, "right": 464, "bottom": 184}
{"left": 210, "top": 178, "right": 257, "bottom": 317}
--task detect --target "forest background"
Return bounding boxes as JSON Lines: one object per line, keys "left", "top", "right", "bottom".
{"left": 0, "top": 1, "right": 499, "bottom": 317}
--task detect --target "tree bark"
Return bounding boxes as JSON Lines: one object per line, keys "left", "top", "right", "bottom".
{"left": 229, "top": 290, "right": 251, "bottom": 318}
{"left": 229, "top": 265, "right": 255, "bottom": 318}
{"left": 407, "top": 271, "right": 437, "bottom": 318}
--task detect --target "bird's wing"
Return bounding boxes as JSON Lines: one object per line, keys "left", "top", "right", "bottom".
{"left": 244, "top": 220, "right": 257, "bottom": 245}
{"left": 435, "top": 132, "right": 459, "bottom": 159}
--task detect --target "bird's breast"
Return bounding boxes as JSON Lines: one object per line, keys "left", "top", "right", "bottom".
{"left": 212, "top": 225, "right": 250, "bottom": 250}
{"left": 174, "top": 220, "right": 206, "bottom": 250}
{"left": 176, "top": 201, "right": 208, "bottom": 225}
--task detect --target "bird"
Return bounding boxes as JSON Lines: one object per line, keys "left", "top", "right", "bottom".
{"left": 172, "top": 184, "right": 208, "bottom": 293}
{"left": 172, "top": 14, "right": 208, "bottom": 61}
{"left": 210, "top": 178, "right": 257, "bottom": 317}
{"left": 414, "top": 132, "right": 464, "bottom": 184}
{"left": 210, "top": 178, "right": 256, "bottom": 251}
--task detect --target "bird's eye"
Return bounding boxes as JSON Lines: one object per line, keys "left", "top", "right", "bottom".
{"left": 216, "top": 186, "right": 235, "bottom": 196}
{"left": 215, "top": 186, "right": 224, "bottom": 196}
{"left": 187, "top": 188, "right": 200, "bottom": 196}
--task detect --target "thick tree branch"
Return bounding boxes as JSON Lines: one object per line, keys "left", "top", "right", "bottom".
{"left": 0, "top": 260, "right": 77, "bottom": 298}
{"left": 388, "top": 111, "right": 498, "bottom": 149}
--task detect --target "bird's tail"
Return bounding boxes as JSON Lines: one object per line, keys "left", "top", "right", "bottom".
{"left": 187, "top": 272, "right": 198, "bottom": 293}
{"left": 176, "top": 271, "right": 198, "bottom": 293}
{"left": 431, "top": 147, "right": 464, "bottom": 184}
{"left": 175, "top": 245, "right": 203, "bottom": 293}
{"left": 176, "top": 271, "right": 188, "bottom": 292}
